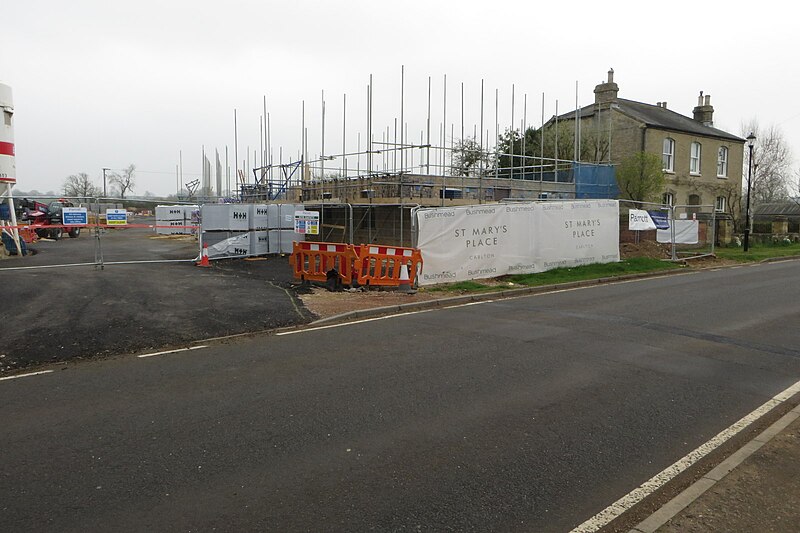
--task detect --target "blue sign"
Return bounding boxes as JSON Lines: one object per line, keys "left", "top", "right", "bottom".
{"left": 62, "top": 207, "right": 88, "bottom": 226}
{"left": 648, "top": 210, "right": 670, "bottom": 230}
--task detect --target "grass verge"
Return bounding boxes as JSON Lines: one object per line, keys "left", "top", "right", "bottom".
{"left": 713, "top": 243, "right": 800, "bottom": 262}
{"left": 423, "top": 257, "right": 681, "bottom": 293}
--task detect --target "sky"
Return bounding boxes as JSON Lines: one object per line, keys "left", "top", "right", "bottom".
{"left": 2, "top": 0, "right": 798, "bottom": 197}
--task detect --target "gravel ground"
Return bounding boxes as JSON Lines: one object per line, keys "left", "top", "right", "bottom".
{"left": 0, "top": 228, "right": 312, "bottom": 373}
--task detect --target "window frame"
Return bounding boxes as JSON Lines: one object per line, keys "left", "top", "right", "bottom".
{"left": 662, "top": 138, "right": 675, "bottom": 172}
{"left": 715, "top": 196, "right": 727, "bottom": 212}
{"left": 717, "top": 146, "right": 728, "bottom": 178}
{"left": 690, "top": 142, "right": 702, "bottom": 175}
{"left": 663, "top": 192, "right": 674, "bottom": 206}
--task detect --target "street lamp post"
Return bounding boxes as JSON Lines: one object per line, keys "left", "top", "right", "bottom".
{"left": 102, "top": 167, "right": 110, "bottom": 199}
{"left": 743, "top": 133, "right": 756, "bottom": 252}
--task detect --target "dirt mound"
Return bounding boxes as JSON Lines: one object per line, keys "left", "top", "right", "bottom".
{"left": 620, "top": 241, "right": 672, "bottom": 259}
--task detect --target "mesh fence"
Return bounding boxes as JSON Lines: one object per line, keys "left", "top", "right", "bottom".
{"left": 0, "top": 196, "right": 200, "bottom": 271}
{"left": 618, "top": 199, "right": 716, "bottom": 262}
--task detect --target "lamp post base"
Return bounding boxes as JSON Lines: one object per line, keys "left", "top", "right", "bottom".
{"left": 743, "top": 229, "right": 750, "bottom": 252}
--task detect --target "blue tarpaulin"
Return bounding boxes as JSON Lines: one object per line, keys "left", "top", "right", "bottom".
{"left": 573, "top": 163, "right": 619, "bottom": 199}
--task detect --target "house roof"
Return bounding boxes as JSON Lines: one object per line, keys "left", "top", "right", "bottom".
{"left": 754, "top": 201, "right": 800, "bottom": 216}
{"left": 557, "top": 99, "right": 745, "bottom": 143}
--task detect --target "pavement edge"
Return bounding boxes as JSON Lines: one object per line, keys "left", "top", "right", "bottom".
{"left": 628, "top": 403, "right": 800, "bottom": 533}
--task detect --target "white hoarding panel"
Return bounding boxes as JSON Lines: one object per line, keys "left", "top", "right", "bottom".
{"left": 416, "top": 204, "right": 535, "bottom": 286}
{"left": 417, "top": 200, "right": 620, "bottom": 286}
{"left": 535, "top": 200, "right": 620, "bottom": 269}
{"left": 657, "top": 220, "right": 699, "bottom": 244}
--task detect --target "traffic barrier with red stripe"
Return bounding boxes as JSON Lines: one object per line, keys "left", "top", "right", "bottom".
{"left": 289, "top": 241, "right": 361, "bottom": 286}
{"left": 356, "top": 244, "right": 423, "bottom": 288}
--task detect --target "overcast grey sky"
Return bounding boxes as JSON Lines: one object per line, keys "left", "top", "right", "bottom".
{"left": 2, "top": 0, "right": 797, "bottom": 196}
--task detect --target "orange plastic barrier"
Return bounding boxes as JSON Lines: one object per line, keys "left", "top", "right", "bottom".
{"left": 289, "top": 241, "right": 361, "bottom": 286}
{"left": 356, "top": 245, "right": 423, "bottom": 287}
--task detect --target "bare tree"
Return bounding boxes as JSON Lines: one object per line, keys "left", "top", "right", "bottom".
{"left": 451, "top": 137, "right": 493, "bottom": 177}
{"left": 109, "top": 164, "right": 136, "bottom": 198}
{"left": 741, "top": 120, "right": 794, "bottom": 204}
{"left": 63, "top": 172, "right": 100, "bottom": 200}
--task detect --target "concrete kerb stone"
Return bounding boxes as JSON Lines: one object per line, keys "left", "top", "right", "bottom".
{"left": 628, "top": 401, "right": 800, "bottom": 533}
{"left": 760, "top": 254, "right": 800, "bottom": 264}
{"left": 306, "top": 255, "right": 800, "bottom": 330}
{"left": 308, "top": 268, "right": 694, "bottom": 328}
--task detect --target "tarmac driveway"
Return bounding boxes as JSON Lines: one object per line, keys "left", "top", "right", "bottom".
{"left": 0, "top": 225, "right": 312, "bottom": 372}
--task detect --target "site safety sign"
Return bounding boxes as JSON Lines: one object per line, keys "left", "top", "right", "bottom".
{"left": 294, "top": 210, "right": 319, "bottom": 235}
{"left": 62, "top": 207, "right": 88, "bottom": 226}
{"left": 105, "top": 208, "right": 128, "bottom": 226}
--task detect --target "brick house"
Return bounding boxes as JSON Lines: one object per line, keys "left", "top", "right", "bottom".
{"left": 553, "top": 70, "right": 745, "bottom": 223}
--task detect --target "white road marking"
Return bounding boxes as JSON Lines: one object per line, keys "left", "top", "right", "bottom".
{"left": 570, "top": 378, "right": 800, "bottom": 533}
{"left": 0, "top": 370, "right": 54, "bottom": 382}
{"left": 276, "top": 309, "right": 435, "bottom": 336}
{"left": 137, "top": 345, "right": 208, "bottom": 359}
{"left": 279, "top": 272, "right": 698, "bottom": 336}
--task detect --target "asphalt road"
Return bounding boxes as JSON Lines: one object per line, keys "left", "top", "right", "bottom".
{"left": 0, "top": 222, "right": 310, "bottom": 370}
{"left": 2, "top": 260, "right": 799, "bottom": 532}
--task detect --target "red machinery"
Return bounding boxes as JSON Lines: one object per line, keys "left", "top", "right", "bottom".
{"left": 18, "top": 198, "right": 82, "bottom": 242}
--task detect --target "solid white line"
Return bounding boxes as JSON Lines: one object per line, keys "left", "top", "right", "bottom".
{"left": 570, "top": 378, "right": 800, "bottom": 533}
{"left": 0, "top": 370, "right": 54, "bottom": 381}
{"left": 137, "top": 345, "right": 208, "bottom": 359}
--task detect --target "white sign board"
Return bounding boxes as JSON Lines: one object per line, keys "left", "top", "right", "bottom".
{"left": 105, "top": 208, "right": 127, "bottom": 226}
{"left": 62, "top": 207, "right": 88, "bottom": 226}
{"left": 628, "top": 209, "right": 657, "bottom": 231}
{"left": 416, "top": 200, "right": 620, "bottom": 286}
{"left": 294, "top": 210, "right": 320, "bottom": 235}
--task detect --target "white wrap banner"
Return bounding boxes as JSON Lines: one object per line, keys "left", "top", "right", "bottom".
{"left": 416, "top": 200, "right": 619, "bottom": 286}
{"left": 535, "top": 200, "right": 620, "bottom": 270}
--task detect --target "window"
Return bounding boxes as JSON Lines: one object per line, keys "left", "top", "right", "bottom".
{"left": 716, "top": 196, "right": 727, "bottom": 212}
{"left": 663, "top": 192, "right": 674, "bottom": 206}
{"left": 690, "top": 142, "right": 701, "bottom": 174}
{"left": 717, "top": 146, "right": 728, "bottom": 177}
{"left": 662, "top": 138, "right": 675, "bottom": 172}
{"left": 688, "top": 194, "right": 701, "bottom": 205}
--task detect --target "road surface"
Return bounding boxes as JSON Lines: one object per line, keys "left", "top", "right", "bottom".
{"left": 2, "top": 260, "right": 799, "bottom": 532}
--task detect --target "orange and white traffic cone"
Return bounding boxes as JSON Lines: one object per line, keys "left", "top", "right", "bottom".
{"left": 397, "top": 262, "right": 415, "bottom": 293}
{"left": 196, "top": 242, "right": 211, "bottom": 267}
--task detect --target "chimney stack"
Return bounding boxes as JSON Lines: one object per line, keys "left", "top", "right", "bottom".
{"left": 693, "top": 91, "right": 714, "bottom": 126}
{"left": 594, "top": 68, "right": 619, "bottom": 106}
